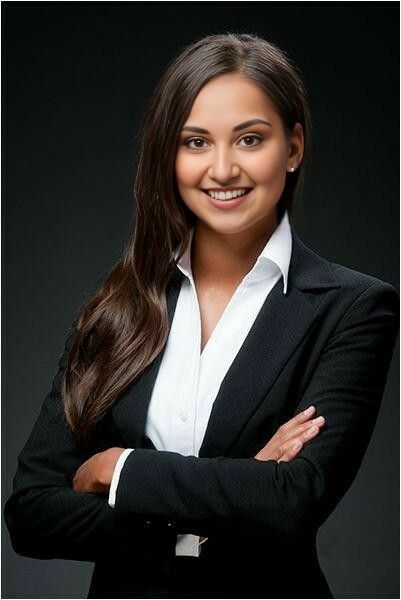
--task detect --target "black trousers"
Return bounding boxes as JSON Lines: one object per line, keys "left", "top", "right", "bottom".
{"left": 168, "top": 555, "right": 334, "bottom": 599}
{"left": 168, "top": 556, "right": 210, "bottom": 599}
{"left": 87, "top": 552, "right": 334, "bottom": 598}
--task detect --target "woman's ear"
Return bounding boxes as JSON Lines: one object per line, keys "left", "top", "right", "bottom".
{"left": 287, "top": 122, "right": 304, "bottom": 171}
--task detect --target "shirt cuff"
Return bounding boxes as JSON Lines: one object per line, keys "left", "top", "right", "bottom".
{"left": 108, "top": 448, "right": 135, "bottom": 508}
{"left": 175, "top": 535, "right": 209, "bottom": 557}
{"left": 176, "top": 534, "right": 201, "bottom": 557}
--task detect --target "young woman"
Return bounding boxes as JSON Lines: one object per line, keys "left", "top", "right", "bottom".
{"left": 5, "top": 33, "right": 399, "bottom": 599}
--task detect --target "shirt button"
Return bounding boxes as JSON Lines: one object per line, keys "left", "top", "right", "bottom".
{"left": 179, "top": 411, "right": 189, "bottom": 422}
{"left": 143, "top": 519, "right": 152, "bottom": 528}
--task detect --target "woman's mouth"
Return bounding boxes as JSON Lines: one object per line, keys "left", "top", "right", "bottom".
{"left": 201, "top": 188, "right": 253, "bottom": 209}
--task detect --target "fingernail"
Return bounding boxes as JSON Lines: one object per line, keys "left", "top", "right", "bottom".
{"left": 309, "top": 426, "right": 319, "bottom": 434}
{"left": 304, "top": 406, "right": 315, "bottom": 415}
{"left": 313, "top": 416, "right": 325, "bottom": 425}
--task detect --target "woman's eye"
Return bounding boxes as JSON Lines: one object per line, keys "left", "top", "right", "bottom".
{"left": 183, "top": 134, "right": 262, "bottom": 150}
{"left": 184, "top": 138, "right": 208, "bottom": 150}
{"left": 239, "top": 134, "right": 262, "bottom": 147}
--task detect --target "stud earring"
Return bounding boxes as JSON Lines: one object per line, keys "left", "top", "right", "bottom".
{"left": 288, "top": 165, "right": 296, "bottom": 172}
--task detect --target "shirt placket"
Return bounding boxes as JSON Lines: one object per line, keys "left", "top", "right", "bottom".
{"left": 176, "top": 275, "right": 201, "bottom": 457}
{"left": 174, "top": 276, "right": 202, "bottom": 558}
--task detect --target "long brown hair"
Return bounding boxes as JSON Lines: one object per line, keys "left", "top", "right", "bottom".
{"left": 62, "top": 32, "right": 312, "bottom": 446}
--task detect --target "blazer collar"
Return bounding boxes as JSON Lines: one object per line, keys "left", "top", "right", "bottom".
{"left": 175, "top": 210, "right": 293, "bottom": 295}
{"left": 290, "top": 230, "right": 340, "bottom": 290}
{"left": 169, "top": 228, "right": 340, "bottom": 295}
{"left": 111, "top": 230, "right": 341, "bottom": 456}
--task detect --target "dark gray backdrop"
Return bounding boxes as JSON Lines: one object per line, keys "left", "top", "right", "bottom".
{"left": 3, "top": 2, "right": 399, "bottom": 598}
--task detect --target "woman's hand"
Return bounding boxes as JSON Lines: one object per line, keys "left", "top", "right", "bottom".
{"left": 72, "top": 447, "right": 126, "bottom": 494}
{"left": 254, "top": 405, "right": 325, "bottom": 463}
{"left": 198, "top": 410, "right": 323, "bottom": 547}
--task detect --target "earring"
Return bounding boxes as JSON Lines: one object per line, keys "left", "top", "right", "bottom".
{"left": 288, "top": 165, "right": 296, "bottom": 172}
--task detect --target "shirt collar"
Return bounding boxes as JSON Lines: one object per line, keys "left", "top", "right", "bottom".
{"left": 174, "top": 210, "right": 292, "bottom": 295}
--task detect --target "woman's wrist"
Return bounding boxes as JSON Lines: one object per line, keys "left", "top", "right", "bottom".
{"left": 72, "top": 447, "right": 126, "bottom": 494}
{"left": 98, "top": 447, "right": 126, "bottom": 487}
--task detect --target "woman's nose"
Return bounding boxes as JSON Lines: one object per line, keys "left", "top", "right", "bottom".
{"left": 208, "top": 148, "right": 240, "bottom": 182}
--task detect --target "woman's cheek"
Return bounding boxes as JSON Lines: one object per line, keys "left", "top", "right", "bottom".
{"left": 175, "top": 153, "right": 203, "bottom": 186}
{"left": 249, "top": 150, "right": 286, "bottom": 183}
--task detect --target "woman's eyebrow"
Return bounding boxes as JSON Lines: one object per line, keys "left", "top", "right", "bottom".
{"left": 181, "top": 119, "right": 273, "bottom": 134}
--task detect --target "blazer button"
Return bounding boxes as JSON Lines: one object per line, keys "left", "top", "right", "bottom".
{"left": 167, "top": 520, "right": 176, "bottom": 528}
{"left": 143, "top": 519, "right": 152, "bottom": 528}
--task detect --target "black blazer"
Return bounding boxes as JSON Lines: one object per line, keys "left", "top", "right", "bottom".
{"left": 4, "top": 231, "right": 399, "bottom": 599}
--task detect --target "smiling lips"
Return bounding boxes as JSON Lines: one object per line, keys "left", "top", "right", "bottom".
{"left": 202, "top": 187, "right": 253, "bottom": 200}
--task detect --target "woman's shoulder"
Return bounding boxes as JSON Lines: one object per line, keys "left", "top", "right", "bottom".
{"left": 292, "top": 231, "right": 398, "bottom": 299}
{"left": 325, "top": 261, "right": 399, "bottom": 330}
{"left": 327, "top": 259, "right": 399, "bottom": 299}
{"left": 291, "top": 241, "right": 399, "bottom": 356}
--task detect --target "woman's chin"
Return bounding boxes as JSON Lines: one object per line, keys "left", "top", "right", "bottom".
{"left": 194, "top": 210, "right": 278, "bottom": 238}
{"left": 195, "top": 217, "right": 260, "bottom": 237}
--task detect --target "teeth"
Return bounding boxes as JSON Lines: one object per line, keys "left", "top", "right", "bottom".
{"left": 206, "top": 188, "right": 249, "bottom": 200}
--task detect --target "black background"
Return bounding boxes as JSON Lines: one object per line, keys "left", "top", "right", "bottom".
{"left": 3, "top": 2, "right": 399, "bottom": 598}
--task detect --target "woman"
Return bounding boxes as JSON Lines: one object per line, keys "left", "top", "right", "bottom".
{"left": 5, "top": 33, "right": 399, "bottom": 599}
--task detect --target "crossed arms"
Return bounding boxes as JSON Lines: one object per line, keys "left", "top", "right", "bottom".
{"left": 4, "top": 280, "right": 399, "bottom": 561}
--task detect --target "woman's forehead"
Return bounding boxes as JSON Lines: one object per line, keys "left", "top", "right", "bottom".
{"left": 184, "top": 77, "right": 280, "bottom": 130}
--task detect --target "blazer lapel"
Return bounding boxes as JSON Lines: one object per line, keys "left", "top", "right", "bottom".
{"left": 112, "top": 230, "right": 340, "bottom": 454}
{"left": 198, "top": 231, "right": 340, "bottom": 457}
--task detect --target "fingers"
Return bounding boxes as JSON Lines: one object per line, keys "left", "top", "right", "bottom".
{"left": 277, "top": 417, "right": 325, "bottom": 463}
{"left": 279, "top": 405, "right": 316, "bottom": 435}
{"left": 277, "top": 443, "right": 302, "bottom": 463}
{"left": 253, "top": 406, "right": 325, "bottom": 463}
{"left": 280, "top": 415, "right": 325, "bottom": 444}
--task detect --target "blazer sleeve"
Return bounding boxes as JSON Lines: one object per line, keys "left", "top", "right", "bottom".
{"left": 4, "top": 320, "right": 149, "bottom": 563}
{"left": 112, "top": 280, "right": 400, "bottom": 539}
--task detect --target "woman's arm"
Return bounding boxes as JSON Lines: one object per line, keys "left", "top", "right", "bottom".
{"left": 3, "top": 322, "right": 158, "bottom": 563}
{"left": 110, "top": 280, "right": 399, "bottom": 539}
{"left": 72, "top": 407, "right": 325, "bottom": 496}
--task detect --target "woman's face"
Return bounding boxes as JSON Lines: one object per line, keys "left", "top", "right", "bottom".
{"left": 175, "top": 73, "right": 304, "bottom": 237}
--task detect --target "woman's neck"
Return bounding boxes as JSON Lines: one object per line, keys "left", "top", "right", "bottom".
{"left": 191, "top": 213, "right": 278, "bottom": 286}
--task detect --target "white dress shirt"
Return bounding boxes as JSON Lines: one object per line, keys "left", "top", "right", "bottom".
{"left": 108, "top": 210, "right": 292, "bottom": 557}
